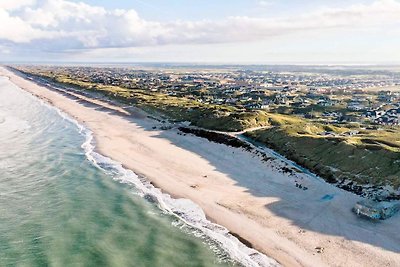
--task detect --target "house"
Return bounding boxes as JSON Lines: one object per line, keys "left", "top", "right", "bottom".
{"left": 274, "top": 95, "right": 289, "bottom": 105}
{"left": 337, "top": 115, "right": 358, "bottom": 122}
{"left": 375, "top": 115, "right": 399, "bottom": 125}
{"left": 364, "top": 110, "right": 385, "bottom": 118}
{"left": 245, "top": 103, "right": 261, "bottom": 110}
{"left": 386, "top": 108, "right": 400, "bottom": 116}
{"left": 244, "top": 102, "right": 269, "bottom": 110}
{"left": 342, "top": 130, "right": 359, "bottom": 136}
{"left": 348, "top": 101, "right": 365, "bottom": 111}
{"left": 225, "top": 98, "right": 238, "bottom": 104}
{"left": 322, "top": 111, "right": 342, "bottom": 118}
{"left": 318, "top": 99, "right": 338, "bottom": 107}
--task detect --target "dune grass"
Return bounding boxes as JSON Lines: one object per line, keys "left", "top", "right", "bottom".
{"left": 19, "top": 70, "right": 272, "bottom": 132}
{"left": 245, "top": 117, "right": 400, "bottom": 189}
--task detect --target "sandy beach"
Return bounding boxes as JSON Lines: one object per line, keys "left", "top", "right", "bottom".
{"left": 1, "top": 66, "right": 399, "bottom": 267}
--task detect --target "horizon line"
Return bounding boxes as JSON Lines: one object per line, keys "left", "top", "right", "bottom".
{"left": 2, "top": 61, "right": 400, "bottom": 67}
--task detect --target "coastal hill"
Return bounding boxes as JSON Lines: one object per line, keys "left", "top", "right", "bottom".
{"left": 12, "top": 65, "right": 400, "bottom": 201}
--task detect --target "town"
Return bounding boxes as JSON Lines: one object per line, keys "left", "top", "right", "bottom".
{"left": 20, "top": 65, "right": 400, "bottom": 127}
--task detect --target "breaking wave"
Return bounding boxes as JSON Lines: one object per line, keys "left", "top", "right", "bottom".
{"left": 25, "top": 86, "right": 280, "bottom": 267}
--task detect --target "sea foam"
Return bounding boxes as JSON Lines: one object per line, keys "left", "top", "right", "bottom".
{"left": 16, "top": 82, "right": 280, "bottom": 267}
{"left": 78, "top": 126, "right": 280, "bottom": 267}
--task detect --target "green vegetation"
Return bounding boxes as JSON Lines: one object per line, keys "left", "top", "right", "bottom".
{"left": 23, "top": 71, "right": 271, "bottom": 132}
{"left": 245, "top": 116, "right": 400, "bottom": 190}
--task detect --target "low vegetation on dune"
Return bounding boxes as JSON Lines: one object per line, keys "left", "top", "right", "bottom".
{"left": 21, "top": 70, "right": 271, "bottom": 132}
{"left": 245, "top": 117, "right": 400, "bottom": 192}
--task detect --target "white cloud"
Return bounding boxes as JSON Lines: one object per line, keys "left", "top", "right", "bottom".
{"left": 23, "top": 0, "right": 107, "bottom": 27}
{"left": 0, "top": 9, "right": 47, "bottom": 42}
{"left": 257, "top": 0, "right": 275, "bottom": 7}
{"left": 0, "top": 0, "right": 399, "bottom": 56}
{"left": 0, "top": 0, "right": 36, "bottom": 11}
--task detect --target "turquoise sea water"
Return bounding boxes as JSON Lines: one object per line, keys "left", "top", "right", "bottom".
{"left": 0, "top": 77, "right": 239, "bottom": 267}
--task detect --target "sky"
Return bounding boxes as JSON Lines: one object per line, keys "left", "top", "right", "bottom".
{"left": 0, "top": 0, "right": 399, "bottom": 64}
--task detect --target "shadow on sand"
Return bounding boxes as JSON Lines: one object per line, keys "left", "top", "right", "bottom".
{"left": 28, "top": 76, "right": 400, "bottom": 255}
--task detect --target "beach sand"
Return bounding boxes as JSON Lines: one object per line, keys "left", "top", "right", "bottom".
{"left": 2, "top": 67, "right": 399, "bottom": 267}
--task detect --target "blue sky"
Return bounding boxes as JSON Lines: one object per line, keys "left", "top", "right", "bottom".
{"left": 0, "top": 0, "right": 399, "bottom": 63}
{"left": 76, "top": 0, "right": 376, "bottom": 20}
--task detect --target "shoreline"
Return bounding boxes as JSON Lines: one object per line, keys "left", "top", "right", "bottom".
{"left": 2, "top": 66, "right": 400, "bottom": 267}
{"left": 78, "top": 121, "right": 276, "bottom": 267}
{"left": 0, "top": 74, "right": 276, "bottom": 267}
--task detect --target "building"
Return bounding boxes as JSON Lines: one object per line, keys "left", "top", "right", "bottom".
{"left": 353, "top": 200, "right": 400, "bottom": 220}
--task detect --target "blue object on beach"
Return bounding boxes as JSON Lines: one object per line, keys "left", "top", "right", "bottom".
{"left": 321, "top": 194, "right": 335, "bottom": 201}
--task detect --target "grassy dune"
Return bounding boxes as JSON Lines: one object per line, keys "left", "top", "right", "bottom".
{"left": 20, "top": 70, "right": 271, "bottom": 132}
{"left": 245, "top": 117, "right": 400, "bottom": 191}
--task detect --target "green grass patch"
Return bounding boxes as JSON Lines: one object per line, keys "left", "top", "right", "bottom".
{"left": 245, "top": 117, "right": 400, "bottom": 189}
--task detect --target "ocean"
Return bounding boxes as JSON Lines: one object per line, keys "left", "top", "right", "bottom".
{"left": 0, "top": 76, "right": 245, "bottom": 267}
